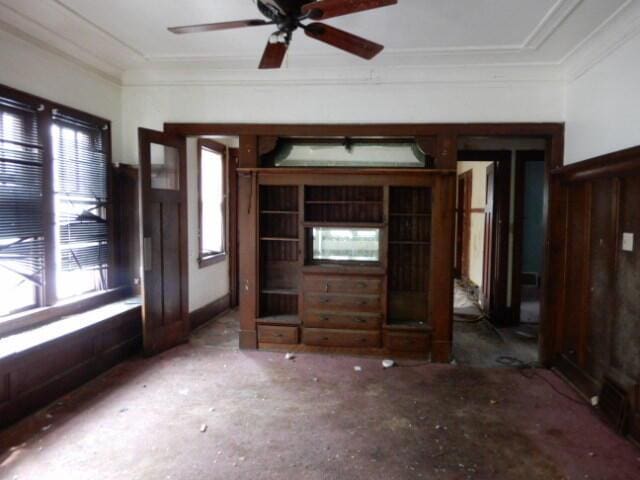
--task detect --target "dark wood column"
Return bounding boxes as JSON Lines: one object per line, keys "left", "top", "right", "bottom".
{"left": 238, "top": 135, "right": 259, "bottom": 349}
{"left": 430, "top": 134, "right": 457, "bottom": 362}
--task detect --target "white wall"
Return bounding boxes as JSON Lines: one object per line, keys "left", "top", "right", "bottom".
{"left": 565, "top": 32, "right": 640, "bottom": 164}
{"left": 0, "top": 28, "right": 122, "bottom": 161}
{"left": 121, "top": 73, "right": 564, "bottom": 162}
{"left": 186, "top": 137, "right": 230, "bottom": 312}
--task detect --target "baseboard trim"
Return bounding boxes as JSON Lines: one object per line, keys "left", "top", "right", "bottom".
{"left": 189, "top": 294, "right": 230, "bottom": 331}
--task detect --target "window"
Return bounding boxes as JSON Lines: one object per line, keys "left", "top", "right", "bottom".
{"left": 0, "top": 85, "right": 111, "bottom": 321}
{"left": 312, "top": 227, "right": 381, "bottom": 263}
{"left": 198, "top": 139, "right": 226, "bottom": 267}
{"left": 51, "top": 114, "right": 108, "bottom": 299}
{"left": 0, "top": 98, "right": 44, "bottom": 316}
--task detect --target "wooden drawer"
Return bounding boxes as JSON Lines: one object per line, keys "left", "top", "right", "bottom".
{"left": 304, "top": 293, "right": 382, "bottom": 313}
{"left": 304, "top": 312, "right": 382, "bottom": 330}
{"left": 384, "top": 331, "right": 431, "bottom": 353}
{"left": 303, "top": 328, "right": 381, "bottom": 348}
{"left": 257, "top": 325, "right": 299, "bottom": 345}
{"left": 303, "top": 274, "right": 383, "bottom": 295}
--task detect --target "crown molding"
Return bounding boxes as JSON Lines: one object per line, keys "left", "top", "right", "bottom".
{"left": 0, "top": 19, "right": 121, "bottom": 86}
{"left": 121, "top": 63, "right": 565, "bottom": 88}
{"left": 563, "top": 0, "right": 640, "bottom": 81}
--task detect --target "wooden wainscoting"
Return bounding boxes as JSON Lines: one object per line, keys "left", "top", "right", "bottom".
{"left": 550, "top": 145, "right": 640, "bottom": 442}
{"left": 0, "top": 304, "right": 142, "bottom": 428}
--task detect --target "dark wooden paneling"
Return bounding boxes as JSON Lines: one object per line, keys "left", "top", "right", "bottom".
{"left": 551, "top": 145, "right": 640, "bottom": 443}
{"left": 562, "top": 182, "right": 591, "bottom": 366}
{"left": 587, "top": 178, "right": 616, "bottom": 380}
{"left": 0, "top": 307, "right": 142, "bottom": 428}
{"left": 610, "top": 176, "right": 640, "bottom": 380}
{"left": 113, "top": 165, "right": 140, "bottom": 292}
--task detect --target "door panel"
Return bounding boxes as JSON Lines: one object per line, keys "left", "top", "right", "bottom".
{"left": 139, "top": 128, "right": 189, "bottom": 355}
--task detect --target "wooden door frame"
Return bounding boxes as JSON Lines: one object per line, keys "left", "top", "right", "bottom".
{"left": 228, "top": 148, "right": 239, "bottom": 308}
{"left": 162, "top": 122, "right": 564, "bottom": 365}
{"left": 456, "top": 170, "right": 473, "bottom": 279}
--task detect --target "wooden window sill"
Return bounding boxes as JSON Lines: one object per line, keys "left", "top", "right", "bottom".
{"left": 0, "top": 297, "right": 141, "bottom": 364}
{"left": 199, "top": 252, "right": 227, "bottom": 268}
{"left": 0, "top": 286, "right": 132, "bottom": 338}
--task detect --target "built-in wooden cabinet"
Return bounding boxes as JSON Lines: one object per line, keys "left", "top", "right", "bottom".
{"left": 242, "top": 168, "right": 455, "bottom": 359}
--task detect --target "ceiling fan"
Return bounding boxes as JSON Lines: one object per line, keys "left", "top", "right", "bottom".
{"left": 168, "top": 0, "right": 398, "bottom": 69}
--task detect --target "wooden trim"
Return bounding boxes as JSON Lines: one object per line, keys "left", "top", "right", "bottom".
{"left": 539, "top": 135, "right": 566, "bottom": 365}
{"left": 554, "top": 145, "right": 640, "bottom": 182}
{"left": 228, "top": 148, "right": 239, "bottom": 308}
{"left": 189, "top": 294, "right": 231, "bottom": 331}
{"left": 240, "top": 167, "right": 455, "bottom": 176}
{"left": 197, "top": 138, "right": 228, "bottom": 267}
{"left": 165, "top": 122, "right": 564, "bottom": 138}
{"left": 199, "top": 252, "right": 227, "bottom": 268}
{"left": 512, "top": 158, "right": 524, "bottom": 324}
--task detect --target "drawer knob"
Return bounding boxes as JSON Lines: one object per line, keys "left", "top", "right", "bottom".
{"left": 325, "top": 283, "right": 330, "bottom": 293}
{"left": 353, "top": 318, "right": 366, "bottom": 324}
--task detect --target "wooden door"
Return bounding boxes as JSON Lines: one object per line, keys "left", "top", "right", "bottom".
{"left": 138, "top": 128, "right": 189, "bottom": 355}
{"left": 481, "top": 160, "right": 511, "bottom": 324}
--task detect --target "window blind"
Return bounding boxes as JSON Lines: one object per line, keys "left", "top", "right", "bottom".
{"left": 51, "top": 111, "right": 108, "bottom": 294}
{"left": 0, "top": 97, "right": 44, "bottom": 297}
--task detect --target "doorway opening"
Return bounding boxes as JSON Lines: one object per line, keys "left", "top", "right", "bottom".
{"left": 452, "top": 137, "right": 547, "bottom": 368}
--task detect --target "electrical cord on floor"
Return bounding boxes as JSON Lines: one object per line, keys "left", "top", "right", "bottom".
{"left": 496, "top": 355, "right": 588, "bottom": 406}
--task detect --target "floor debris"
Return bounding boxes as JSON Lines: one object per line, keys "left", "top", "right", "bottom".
{"left": 285, "top": 352, "right": 295, "bottom": 360}
{"left": 354, "top": 366, "right": 362, "bottom": 372}
{"left": 382, "top": 359, "right": 395, "bottom": 369}
{"left": 200, "top": 424, "right": 207, "bottom": 433}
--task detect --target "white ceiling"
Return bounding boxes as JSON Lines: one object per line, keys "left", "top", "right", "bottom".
{"left": 0, "top": 0, "right": 633, "bottom": 80}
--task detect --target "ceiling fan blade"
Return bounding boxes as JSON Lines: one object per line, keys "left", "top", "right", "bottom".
{"left": 301, "top": 0, "right": 397, "bottom": 20}
{"left": 168, "top": 19, "right": 273, "bottom": 34}
{"left": 304, "top": 23, "right": 383, "bottom": 60}
{"left": 259, "top": 41, "right": 289, "bottom": 69}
